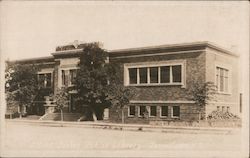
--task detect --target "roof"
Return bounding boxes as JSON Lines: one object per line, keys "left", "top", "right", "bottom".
{"left": 9, "top": 41, "right": 238, "bottom": 64}
{"left": 108, "top": 41, "right": 238, "bottom": 58}
{"left": 8, "top": 56, "right": 55, "bottom": 64}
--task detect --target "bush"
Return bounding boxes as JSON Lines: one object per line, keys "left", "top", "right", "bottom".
{"left": 207, "top": 111, "right": 240, "bottom": 120}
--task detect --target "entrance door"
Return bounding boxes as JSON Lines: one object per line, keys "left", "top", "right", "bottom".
{"left": 69, "top": 94, "right": 77, "bottom": 113}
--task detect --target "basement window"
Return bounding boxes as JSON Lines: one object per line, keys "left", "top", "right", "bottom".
{"left": 128, "top": 106, "right": 135, "bottom": 117}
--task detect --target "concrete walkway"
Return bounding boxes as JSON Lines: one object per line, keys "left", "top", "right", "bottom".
{"left": 5, "top": 119, "right": 240, "bottom": 135}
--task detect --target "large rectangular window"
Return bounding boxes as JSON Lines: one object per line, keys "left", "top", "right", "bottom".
{"left": 149, "top": 106, "right": 157, "bottom": 117}
{"left": 139, "top": 68, "right": 147, "bottom": 84}
{"left": 128, "top": 106, "right": 135, "bottom": 116}
{"left": 138, "top": 106, "right": 146, "bottom": 117}
{"left": 172, "top": 106, "right": 180, "bottom": 118}
{"left": 150, "top": 67, "right": 158, "bottom": 83}
{"left": 160, "top": 106, "right": 168, "bottom": 117}
{"left": 38, "top": 73, "right": 52, "bottom": 88}
{"left": 216, "top": 67, "right": 229, "bottom": 93}
{"left": 129, "top": 68, "right": 137, "bottom": 84}
{"left": 172, "top": 65, "right": 182, "bottom": 83}
{"left": 127, "top": 63, "right": 183, "bottom": 86}
{"left": 160, "top": 66, "right": 170, "bottom": 83}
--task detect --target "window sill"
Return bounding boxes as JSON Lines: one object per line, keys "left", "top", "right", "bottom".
{"left": 126, "top": 83, "right": 184, "bottom": 87}
{"left": 171, "top": 116, "right": 180, "bottom": 119}
{"left": 217, "top": 92, "right": 231, "bottom": 95}
{"left": 149, "top": 115, "right": 156, "bottom": 118}
{"left": 160, "top": 116, "right": 168, "bottom": 118}
{"left": 128, "top": 115, "right": 135, "bottom": 118}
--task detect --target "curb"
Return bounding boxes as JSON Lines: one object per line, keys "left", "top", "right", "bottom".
{"left": 5, "top": 119, "right": 240, "bottom": 135}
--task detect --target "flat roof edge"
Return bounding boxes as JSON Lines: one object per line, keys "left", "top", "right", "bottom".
{"left": 108, "top": 41, "right": 239, "bottom": 57}
{"left": 7, "top": 56, "right": 55, "bottom": 64}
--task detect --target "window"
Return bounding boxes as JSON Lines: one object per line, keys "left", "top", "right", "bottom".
{"left": 62, "top": 70, "right": 66, "bottom": 86}
{"left": 222, "top": 106, "right": 225, "bottom": 113}
{"left": 149, "top": 106, "right": 157, "bottom": 117}
{"left": 172, "top": 65, "right": 181, "bottom": 83}
{"left": 69, "top": 69, "right": 77, "bottom": 85}
{"left": 160, "top": 66, "right": 170, "bottom": 83}
{"left": 227, "top": 106, "right": 230, "bottom": 112}
{"left": 126, "top": 63, "right": 183, "bottom": 86}
{"left": 216, "top": 67, "right": 229, "bottom": 93}
{"left": 150, "top": 67, "right": 158, "bottom": 83}
{"left": 160, "top": 106, "right": 168, "bottom": 117}
{"left": 129, "top": 68, "right": 137, "bottom": 84}
{"left": 128, "top": 106, "right": 135, "bottom": 116}
{"left": 139, "top": 68, "right": 147, "bottom": 84}
{"left": 217, "top": 106, "right": 220, "bottom": 111}
{"left": 138, "top": 106, "right": 146, "bottom": 117}
{"left": 172, "top": 106, "right": 180, "bottom": 118}
{"left": 38, "top": 73, "right": 52, "bottom": 88}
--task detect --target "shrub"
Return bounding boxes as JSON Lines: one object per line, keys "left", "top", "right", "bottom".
{"left": 207, "top": 110, "right": 240, "bottom": 120}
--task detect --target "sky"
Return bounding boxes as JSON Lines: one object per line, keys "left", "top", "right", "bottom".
{"left": 0, "top": 1, "right": 249, "bottom": 61}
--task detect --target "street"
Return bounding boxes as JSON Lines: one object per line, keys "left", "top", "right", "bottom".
{"left": 1, "top": 121, "right": 244, "bottom": 157}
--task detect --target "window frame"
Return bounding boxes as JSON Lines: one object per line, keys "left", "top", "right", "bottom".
{"left": 128, "top": 106, "right": 136, "bottom": 117}
{"left": 215, "top": 63, "right": 231, "bottom": 95}
{"left": 160, "top": 106, "right": 168, "bottom": 118}
{"left": 149, "top": 106, "right": 157, "bottom": 117}
{"left": 69, "top": 69, "right": 77, "bottom": 86}
{"left": 37, "top": 72, "right": 53, "bottom": 89}
{"left": 124, "top": 60, "right": 186, "bottom": 88}
{"left": 138, "top": 105, "right": 146, "bottom": 117}
{"left": 59, "top": 67, "right": 79, "bottom": 88}
{"left": 171, "top": 106, "right": 180, "bottom": 118}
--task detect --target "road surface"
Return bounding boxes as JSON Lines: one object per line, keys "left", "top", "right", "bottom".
{"left": 1, "top": 121, "right": 245, "bottom": 157}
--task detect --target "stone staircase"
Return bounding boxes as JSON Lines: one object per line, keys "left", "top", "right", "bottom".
{"left": 40, "top": 113, "right": 82, "bottom": 121}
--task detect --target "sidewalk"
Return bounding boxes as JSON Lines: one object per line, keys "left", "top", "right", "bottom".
{"left": 5, "top": 119, "right": 240, "bottom": 135}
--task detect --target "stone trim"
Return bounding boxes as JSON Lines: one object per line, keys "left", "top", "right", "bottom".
{"left": 112, "top": 49, "right": 205, "bottom": 59}
{"left": 130, "top": 100, "right": 195, "bottom": 104}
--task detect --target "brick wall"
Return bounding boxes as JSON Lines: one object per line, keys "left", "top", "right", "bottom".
{"left": 205, "top": 48, "right": 240, "bottom": 116}
{"left": 109, "top": 51, "right": 206, "bottom": 122}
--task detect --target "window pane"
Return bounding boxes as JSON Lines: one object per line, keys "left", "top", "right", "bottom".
{"left": 172, "top": 65, "right": 182, "bottom": 83}
{"left": 129, "top": 106, "right": 135, "bottom": 116}
{"left": 160, "top": 66, "right": 170, "bottom": 83}
{"left": 62, "top": 70, "right": 66, "bottom": 86}
{"left": 129, "top": 68, "right": 137, "bottom": 84}
{"left": 139, "top": 68, "right": 147, "bottom": 84}
{"left": 38, "top": 74, "right": 45, "bottom": 87}
{"left": 139, "top": 106, "right": 146, "bottom": 116}
{"left": 150, "top": 67, "right": 158, "bottom": 83}
{"left": 225, "top": 77, "right": 228, "bottom": 92}
{"left": 150, "top": 106, "right": 157, "bottom": 116}
{"left": 46, "top": 73, "right": 52, "bottom": 87}
{"left": 161, "top": 106, "right": 168, "bottom": 116}
{"left": 173, "top": 106, "right": 180, "bottom": 117}
{"left": 220, "top": 71, "right": 224, "bottom": 92}
{"left": 70, "top": 69, "right": 77, "bottom": 85}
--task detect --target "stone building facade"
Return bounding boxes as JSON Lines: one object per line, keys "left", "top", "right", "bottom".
{"left": 8, "top": 41, "right": 240, "bottom": 122}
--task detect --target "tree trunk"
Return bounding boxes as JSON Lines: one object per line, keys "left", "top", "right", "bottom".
{"left": 18, "top": 105, "right": 22, "bottom": 118}
{"left": 60, "top": 109, "right": 63, "bottom": 121}
{"left": 121, "top": 108, "right": 124, "bottom": 124}
{"left": 92, "top": 112, "right": 97, "bottom": 122}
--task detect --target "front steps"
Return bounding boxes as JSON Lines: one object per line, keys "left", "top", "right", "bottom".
{"left": 39, "top": 113, "right": 82, "bottom": 121}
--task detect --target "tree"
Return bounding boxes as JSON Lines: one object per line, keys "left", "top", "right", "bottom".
{"left": 54, "top": 87, "right": 69, "bottom": 121}
{"left": 76, "top": 42, "right": 135, "bottom": 122}
{"left": 105, "top": 62, "right": 136, "bottom": 123}
{"left": 75, "top": 42, "right": 110, "bottom": 120}
{"left": 188, "top": 81, "right": 217, "bottom": 120}
{"left": 5, "top": 61, "right": 39, "bottom": 117}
